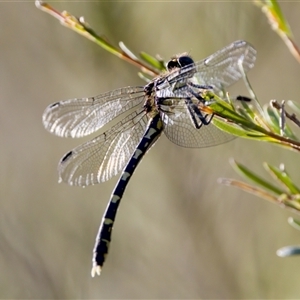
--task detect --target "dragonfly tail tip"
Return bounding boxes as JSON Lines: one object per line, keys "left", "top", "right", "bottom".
{"left": 91, "top": 265, "right": 102, "bottom": 277}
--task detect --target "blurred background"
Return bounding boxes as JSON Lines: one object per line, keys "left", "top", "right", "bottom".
{"left": 1, "top": 1, "right": 300, "bottom": 298}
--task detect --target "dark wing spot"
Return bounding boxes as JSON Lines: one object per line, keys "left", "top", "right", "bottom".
{"left": 61, "top": 151, "right": 73, "bottom": 163}
{"left": 49, "top": 102, "right": 61, "bottom": 108}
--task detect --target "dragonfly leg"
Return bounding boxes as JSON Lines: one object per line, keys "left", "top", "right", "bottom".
{"left": 184, "top": 86, "right": 215, "bottom": 128}
{"left": 188, "top": 82, "right": 214, "bottom": 90}
{"left": 185, "top": 97, "right": 213, "bottom": 129}
{"left": 236, "top": 95, "right": 252, "bottom": 102}
{"left": 156, "top": 95, "right": 213, "bottom": 129}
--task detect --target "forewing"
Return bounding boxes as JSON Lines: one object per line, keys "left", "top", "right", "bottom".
{"left": 43, "top": 86, "right": 145, "bottom": 138}
{"left": 161, "top": 101, "right": 234, "bottom": 148}
{"left": 58, "top": 109, "right": 148, "bottom": 186}
{"left": 167, "top": 40, "right": 256, "bottom": 94}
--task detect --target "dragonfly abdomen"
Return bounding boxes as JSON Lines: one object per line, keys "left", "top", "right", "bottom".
{"left": 91, "top": 114, "right": 163, "bottom": 277}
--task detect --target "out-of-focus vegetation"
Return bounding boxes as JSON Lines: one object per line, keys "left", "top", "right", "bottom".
{"left": 1, "top": 1, "right": 300, "bottom": 298}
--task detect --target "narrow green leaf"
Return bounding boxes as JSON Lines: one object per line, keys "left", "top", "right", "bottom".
{"left": 236, "top": 106, "right": 254, "bottom": 122}
{"left": 137, "top": 72, "right": 152, "bottom": 83}
{"left": 140, "top": 52, "right": 166, "bottom": 72}
{"left": 277, "top": 246, "right": 300, "bottom": 257}
{"left": 265, "top": 0, "right": 292, "bottom": 37}
{"left": 287, "top": 100, "right": 300, "bottom": 115}
{"left": 212, "top": 118, "right": 266, "bottom": 139}
{"left": 239, "top": 99, "right": 257, "bottom": 120}
{"left": 209, "top": 99, "right": 256, "bottom": 127}
{"left": 265, "top": 103, "right": 298, "bottom": 139}
{"left": 264, "top": 163, "right": 300, "bottom": 194}
{"left": 119, "top": 41, "right": 138, "bottom": 60}
{"left": 264, "top": 104, "right": 281, "bottom": 132}
{"left": 288, "top": 217, "right": 300, "bottom": 231}
{"left": 230, "top": 159, "right": 285, "bottom": 195}
{"left": 210, "top": 101, "right": 281, "bottom": 142}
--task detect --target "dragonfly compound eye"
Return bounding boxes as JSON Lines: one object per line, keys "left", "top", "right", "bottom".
{"left": 177, "top": 55, "right": 195, "bottom": 68}
{"left": 166, "top": 59, "right": 180, "bottom": 71}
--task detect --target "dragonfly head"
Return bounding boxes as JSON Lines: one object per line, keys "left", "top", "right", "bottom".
{"left": 167, "top": 54, "right": 195, "bottom": 71}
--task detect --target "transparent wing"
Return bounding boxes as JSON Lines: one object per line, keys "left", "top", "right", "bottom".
{"left": 43, "top": 86, "right": 145, "bottom": 138}
{"left": 58, "top": 109, "right": 148, "bottom": 186}
{"left": 161, "top": 100, "right": 234, "bottom": 148}
{"left": 165, "top": 40, "right": 256, "bottom": 94}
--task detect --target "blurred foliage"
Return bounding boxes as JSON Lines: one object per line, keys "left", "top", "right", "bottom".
{"left": 36, "top": 1, "right": 300, "bottom": 250}
{"left": 2, "top": 0, "right": 297, "bottom": 298}
{"left": 36, "top": 0, "right": 165, "bottom": 77}
{"left": 255, "top": 0, "right": 300, "bottom": 63}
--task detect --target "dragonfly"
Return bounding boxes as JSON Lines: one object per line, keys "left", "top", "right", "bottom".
{"left": 42, "top": 40, "right": 256, "bottom": 277}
